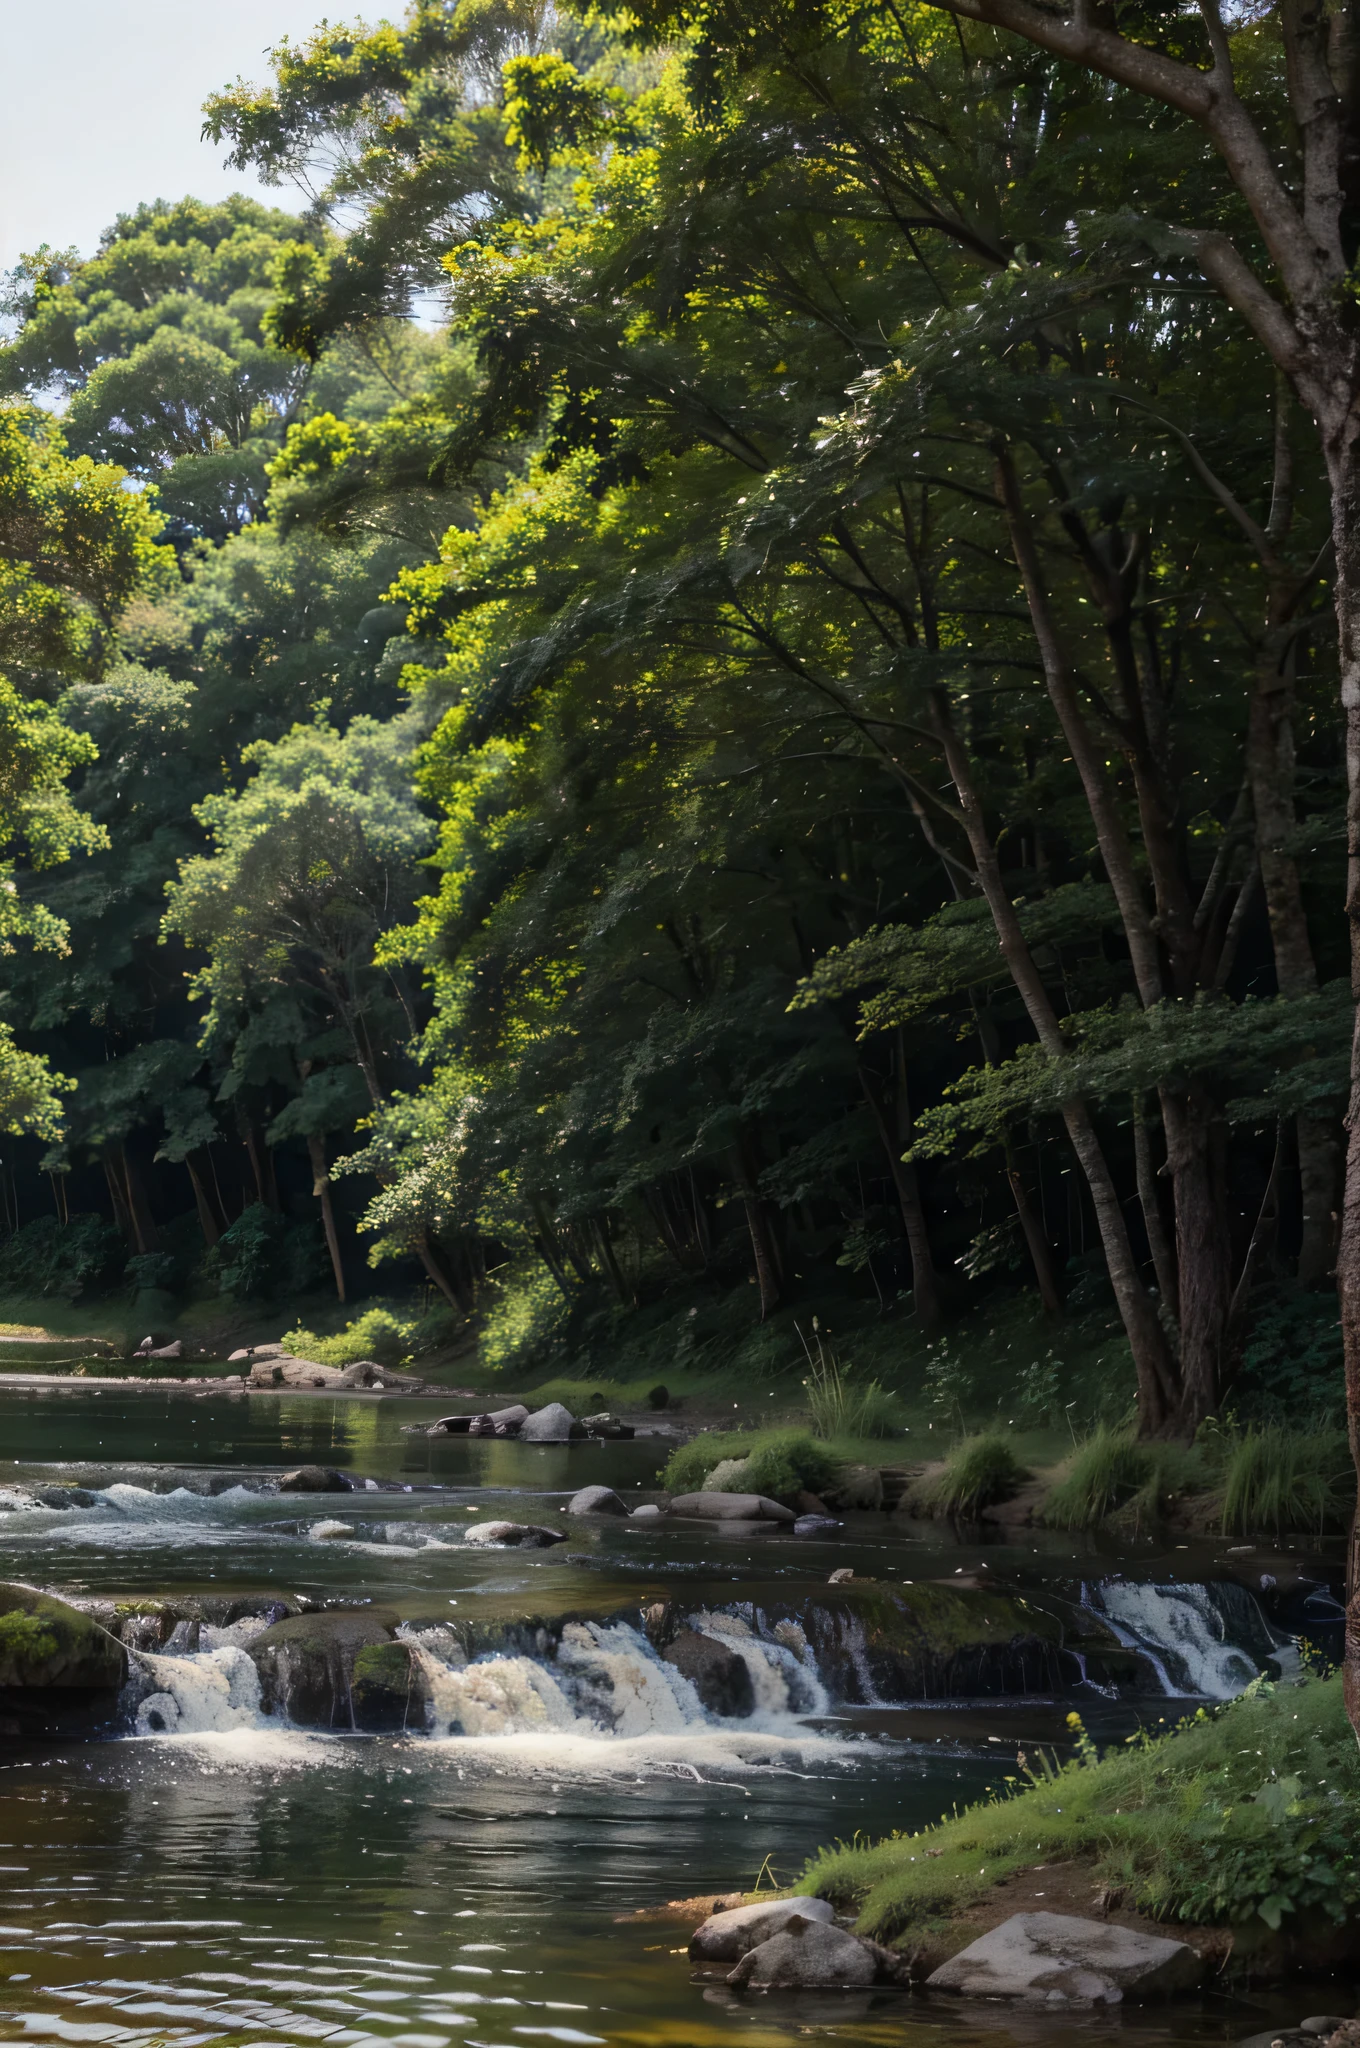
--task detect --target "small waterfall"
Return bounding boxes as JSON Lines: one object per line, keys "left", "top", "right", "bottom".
{"left": 1084, "top": 1580, "right": 1287, "bottom": 1700}
{"left": 689, "top": 1611, "right": 830, "bottom": 1718}
{"left": 132, "top": 1646, "right": 265, "bottom": 1735}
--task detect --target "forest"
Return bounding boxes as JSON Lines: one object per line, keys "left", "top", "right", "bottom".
{"left": 0, "top": 0, "right": 1353, "bottom": 1449}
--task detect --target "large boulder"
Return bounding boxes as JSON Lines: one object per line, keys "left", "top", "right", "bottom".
{"left": 927, "top": 1913, "right": 1204, "bottom": 2006}
{"left": 520, "top": 1403, "right": 586, "bottom": 1442}
{"left": 463, "top": 1521, "right": 567, "bottom": 1548}
{"left": 727, "top": 1918, "right": 902, "bottom": 1990}
{"left": 668, "top": 1492, "right": 796, "bottom": 1523}
{"left": 690, "top": 1897, "right": 835, "bottom": 1962}
{"left": 567, "top": 1485, "right": 630, "bottom": 1516}
{"left": 662, "top": 1630, "right": 755, "bottom": 1717}
{"left": 784, "top": 1581, "right": 1065, "bottom": 1702}
{"left": 0, "top": 1584, "right": 125, "bottom": 1691}
{"left": 249, "top": 1356, "right": 347, "bottom": 1389}
{"left": 248, "top": 1609, "right": 399, "bottom": 1727}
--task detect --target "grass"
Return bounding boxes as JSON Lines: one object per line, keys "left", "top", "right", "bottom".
{"left": 1040, "top": 1427, "right": 1155, "bottom": 1529}
{"left": 800, "top": 1331, "right": 903, "bottom": 1438}
{"left": 800, "top": 1674, "right": 1360, "bottom": 1947}
{"left": 911, "top": 1434, "right": 1027, "bottom": 1518}
{"left": 661, "top": 1426, "right": 841, "bottom": 1502}
{"left": 1219, "top": 1425, "right": 1354, "bottom": 1537}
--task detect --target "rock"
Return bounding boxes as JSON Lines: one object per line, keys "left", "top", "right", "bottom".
{"left": 1235, "top": 2033, "right": 1314, "bottom": 2048}
{"left": 463, "top": 1521, "right": 567, "bottom": 1547}
{"left": 582, "top": 1413, "right": 635, "bottom": 1439}
{"left": 228, "top": 1348, "right": 252, "bottom": 1363}
{"left": 648, "top": 1384, "right": 670, "bottom": 1409}
{"left": 727, "top": 1918, "right": 900, "bottom": 1990}
{"left": 350, "top": 1640, "right": 424, "bottom": 1733}
{"left": 147, "top": 1340, "right": 183, "bottom": 1360}
{"left": 248, "top": 1608, "right": 400, "bottom": 1726}
{"left": 0, "top": 1584, "right": 126, "bottom": 1691}
{"left": 567, "top": 1485, "right": 630, "bottom": 1516}
{"left": 519, "top": 1402, "right": 586, "bottom": 1442}
{"left": 825, "top": 1465, "right": 885, "bottom": 1511}
{"left": 662, "top": 1630, "right": 755, "bottom": 1717}
{"left": 668, "top": 1492, "right": 796, "bottom": 1523}
{"left": 278, "top": 1466, "right": 348, "bottom": 1493}
{"left": 34, "top": 1486, "right": 100, "bottom": 1510}
{"left": 339, "top": 1360, "right": 388, "bottom": 1388}
{"left": 690, "top": 1896, "right": 836, "bottom": 1961}
{"left": 253, "top": 1344, "right": 289, "bottom": 1359}
{"left": 249, "top": 1356, "right": 348, "bottom": 1389}
{"left": 308, "top": 1520, "right": 354, "bottom": 1541}
{"left": 796, "top": 1491, "right": 831, "bottom": 1515}
{"left": 429, "top": 1414, "right": 474, "bottom": 1435}
{"left": 795, "top": 1516, "right": 842, "bottom": 1535}
{"left": 704, "top": 1457, "right": 754, "bottom": 1491}
{"left": 467, "top": 1404, "right": 530, "bottom": 1438}
{"left": 1303, "top": 2022, "right": 1353, "bottom": 2038}
{"left": 632, "top": 1503, "right": 664, "bottom": 1519}
{"left": 828, "top": 1567, "right": 855, "bottom": 1583}
{"left": 927, "top": 1913, "right": 1203, "bottom": 2006}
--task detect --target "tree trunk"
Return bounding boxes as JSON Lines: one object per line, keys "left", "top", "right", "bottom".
{"left": 102, "top": 1152, "right": 134, "bottom": 1246}
{"left": 185, "top": 1155, "right": 221, "bottom": 1248}
{"left": 930, "top": 695, "right": 1178, "bottom": 1429}
{"left": 415, "top": 1232, "right": 473, "bottom": 1315}
{"left": 306, "top": 1132, "right": 346, "bottom": 1303}
{"left": 242, "top": 1121, "right": 280, "bottom": 1212}
{"left": 120, "top": 1145, "right": 160, "bottom": 1255}
{"left": 1161, "top": 1090, "right": 1230, "bottom": 1427}
{"left": 1133, "top": 1098, "right": 1180, "bottom": 1319}
{"left": 741, "top": 1195, "right": 783, "bottom": 1318}
{"left": 1004, "top": 1146, "right": 1063, "bottom": 1315}
{"left": 1332, "top": 442, "right": 1360, "bottom": 1739}
{"left": 858, "top": 1060, "right": 943, "bottom": 1330}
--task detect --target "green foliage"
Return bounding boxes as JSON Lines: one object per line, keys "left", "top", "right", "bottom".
{"left": 1220, "top": 1427, "right": 1354, "bottom": 1538}
{"left": 802, "top": 1677, "right": 1360, "bottom": 1940}
{"left": 802, "top": 1348, "right": 902, "bottom": 1438}
{"left": 281, "top": 1306, "right": 418, "bottom": 1366}
{"left": 917, "top": 1434, "right": 1027, "bottom": 1518}
{"left": 0, "top": 1609, "right": 58, "bottom": 1666}
{"left": 1235, "top": 1287, "right": 1346, "bottom": 1424}
{"left": 661, "top": 1427, "right": 839, "bottom": 1501}
{"left": 0, "top": 1214, "right": 122, "bottom": 1300}
{"left": 208, "top": 1203, "right": 325, "bottom": 1300}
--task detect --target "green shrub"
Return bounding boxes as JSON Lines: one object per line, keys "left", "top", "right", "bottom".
{"left": 210, "top": 1204, "right": 326, "bottom": 1299}
{"left": 1041, "top": 1427, "right": 1153, "bottom": 1529}
{"left": 917, "top": 1434, "right": 1027, "bottom": 1518}
{"left": 1220, "top": 1426, "right": 1354, "bottom": 1537}
{"left": 1235, "top": 1286, "right": 1345, "bottom": 1424}
{"left": 283, "top": 1307, "right": 415, "bottom": 1368}
{"left": 662, "top": 1427, "right": 839, "bottom": 1502}
{"left": 0, "top": 1215, "right": 122, "bottom": 1301}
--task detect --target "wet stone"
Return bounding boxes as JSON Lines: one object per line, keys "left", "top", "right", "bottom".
{"left": 662, "top": 1630, "right": 755, "bottom": 1717}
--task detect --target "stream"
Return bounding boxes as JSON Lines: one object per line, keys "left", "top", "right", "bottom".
{"left": 0, "top": 1386, "right": 1349, "bottom": 2048}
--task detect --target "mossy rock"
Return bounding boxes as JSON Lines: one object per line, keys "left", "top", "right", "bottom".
{"left": 351, "top": 1641, "right": 424, "bottom": 1733}
{"left": 0, "top": 1584, "right": 125, "bottom": 1690}
{"left": 248, "top": 1608, "right": 400, "bottom": 1728}
{"left": 772, "top": 1583, "right": 1063, "bottom": 1703}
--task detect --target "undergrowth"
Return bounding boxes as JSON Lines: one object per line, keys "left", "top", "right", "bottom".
{"left": 1219, "top": 1426, "right": 1353, "bottom": 1537}
{"left": 912, "top": 1434, "right": 1027, "bottom": 1518}
{"left": 801, "top": 1675, "right": 1360, "bottom": 1943}
{"left": 1041, "top": 1427, "right": 1157, "bottom": 1528}
{"left": 661, "top": 1427, "right": 840, "bottom": 1501}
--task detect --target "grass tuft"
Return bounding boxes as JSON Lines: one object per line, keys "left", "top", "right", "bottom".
{"left": 1220, "top": 1425, "right": 1353, "bottom": 1537}
{"left": 913, "top": 1434, "right": 1027, "bottom": 1518}
{"left": 662, "top": 1427, "right": 840, "bottom": 1502}
{"left": 1040, "top": 1427, "right": 1153, "bottom": 1529}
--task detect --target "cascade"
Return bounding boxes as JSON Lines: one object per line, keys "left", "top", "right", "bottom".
{"left": 1083, "top": 1580, "right": 1290, "bottom": 1699}
{"left": 131, "top": 1645, "right": 265, "bottom": 1734}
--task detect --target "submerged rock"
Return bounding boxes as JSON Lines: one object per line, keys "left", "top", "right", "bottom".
{"left": 248, "top": 1608, "right": 400, "bottom": 1727}
{"left": 278, "top": 1466, "right": 349, "bottom": 1493}
{"left": 727, "top": 1918, "right": 901, "bottom": 1990}
{"left": 463, "top": 1521, "right": 567, "bottom": 1548}
{"left": 794, "top": 1515, "right": 842, "bottom": 1536}
{"left": 582, "top": 1413, "right": 635, "bottom": 1439}
{"left": 520, "top": 1403, "right": 586, "bottom": 1442}
{"left": 662, "top": 1630, "right": 755, "bottom": 1717}
{"left": 927, "top": 1913, "right": 1203, "bottom": 2006}
{"left": 631, "top": 1503, "right": 664, "bottom": 1519}
{"left": 690, "top": 1897, "right": 835, "bottom": 1962}
{"left": 668, "top": 1492, "right": 796, "bottom": 1523}
{"left": 567, "top": 1485, "right": 629, "bottom": 1516}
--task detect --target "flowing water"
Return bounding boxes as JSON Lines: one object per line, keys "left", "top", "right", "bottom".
{"left": 0, "top": 1386, "right": 1348, "bottom": 2048}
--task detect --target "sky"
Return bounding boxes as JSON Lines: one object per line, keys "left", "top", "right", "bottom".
{"left": 0, "top": 0, "right": 338, "bottom": 273}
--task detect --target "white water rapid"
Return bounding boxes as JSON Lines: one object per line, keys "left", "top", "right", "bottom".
{"left": 1083, "top": 1580, "right": 1287, "bottom": 1699}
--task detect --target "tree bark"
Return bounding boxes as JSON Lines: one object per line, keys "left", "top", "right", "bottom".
{"left": 306, "top": 1132, "right": 346, "bottom": 1302}
{"left": 185, "top": 1155, "right": 221, "bottom": 1248}
{"left": 1004, "top": 1148, "right": 1064, "bottom": 1315}
{"left": 930, "top": 693, "right": 1178, "bottom": 1429}
{"left": 1133, "top": 1098, "right": 1180, "bottom": 1320}
{"left": 858, "top": 1059, "right": 943, "bottom": 1329}
{"left": 415, "top": 1232, "right": 473, "bottom": 1315}
{"left": 120, "top": 1145, "right": 160, "bottom": 1256}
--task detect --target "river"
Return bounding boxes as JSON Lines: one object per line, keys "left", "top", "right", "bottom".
{"left": 0, "top": 1386, "right": 1346, "bottom": 2048}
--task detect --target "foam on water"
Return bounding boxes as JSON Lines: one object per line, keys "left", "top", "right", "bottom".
{"left": 132, "top": 1646, "right": 265, "bottom": 1735}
